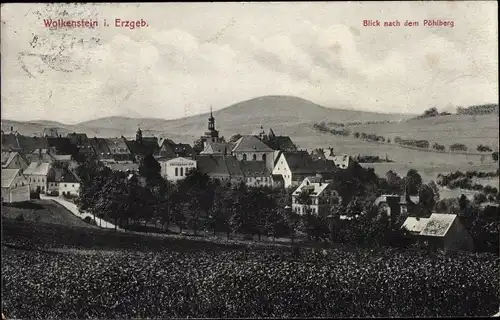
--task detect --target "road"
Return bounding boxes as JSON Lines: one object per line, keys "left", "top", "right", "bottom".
{"left": 40, "top": 195, "right": 123, "bottom": 231}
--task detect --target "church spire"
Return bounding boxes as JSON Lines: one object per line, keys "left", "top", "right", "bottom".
{"left": 208, "top": 105, "right": 215, "bottom": 131}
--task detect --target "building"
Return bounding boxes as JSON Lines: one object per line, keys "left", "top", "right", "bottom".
{"left": 291, "top": 176, "right": 338, "bottom": 217}
{"left": 157, "top": 138, "right": 195, "bottom": 159}
{"left": 67, "top": 133, "right": 95, "bottom": 158}
{"left": 1, "top": 151, "right": 29, "bottom": 171}
{"left": 17, "top": 136, "right": 49, "bottom": 153}
{"left": 1, "top": 168, "right": 30, "bottom": 203}
{"left": 103, "top": 161, "right": 139, "bottom": 173}
{"left": 47, "top": 167, "right": 81, "bottom": 196}
{"left": 23, "top": 162, "right": 51, "bottom": 193}
{"left": 158, "top": 157, "right": 197, "bottom": 182}
{"left": 240, "top": 161, "right": 274, "bottom": 188}
{"left": 260, "top": 127, "right": 297, "bottom": 151}
{"left": 201, "top": 107, "right": 222, "bottom": 148}
{"left": 231, "top": 135, "right": 275, "bottom": 169}
{"left": 126, "top": 128, "right": 160, "bottom": 162}
{"left": 28, "top": 149, "right": 78, "bottom": 170}
{"left": 200, "top": 142, "right": 231, "bottom": 155}
{"left": 404, "top": 213, "right": 475, "bottom": 253}
{"left": 46, "top": 137, "right": 79, "bottom": 158}
{"left": 1, "top": 131, "right": 22, "bottom": 151}
{"left": 272, "top": 151, "right": 321, "bottom": 188}
{"left": 196, "top": 154, "right": 244, "bottom": 184}
{"left": 89, "top": 137, "right": 112, "bottom": 160}
{"left": 105, "top": 137, "right": 133, "bottom": 161}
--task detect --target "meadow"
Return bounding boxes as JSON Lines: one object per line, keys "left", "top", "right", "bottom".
{"left": 2, "top": 219, "right": 499, "bottom": 319}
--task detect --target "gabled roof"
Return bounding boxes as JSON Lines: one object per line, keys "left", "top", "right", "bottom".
{"left": 105, "top": 137, "right": 131, "bottom": 153}
{"left": 419, "top": 213, "right": 457, "bottom": 237}
{"left": 67, "top": 133, "right": 89, "bottom": 145}
{"left": 232, "top": 135, "right": 274, "bottom": 153}
{"left": 89, "top": 138, "right": 111, "bottom": 155}
{"left": 158, "top": 137, "right": 176, "bottom": 148}
{"left": 1, "top": 151, "right": 26, "bottom": 168}
{"left": 240, "top": 161, "right": 271, "bottom": 177}
{"left": 292, "top": 177, "right": 331, "bottom": 196}
{"left": 401, "top": 217, "right": 430, "bottom": 234}
{"left": 1, "top": 168, "right": 22, "bottom": 188}
{"left": 331, "top": 154, "right": 350, "bottom": 169}
{"left": 24, "top": 162, "right": 51, "bottom": 176}
{"left": 48, "top": 167, "right": 80, "bottom": 183}
{"left": 278, "top": 151, "right": 315, "bottom": 173}
{"left": 174, "top": 143, "right": 195, "bottom": 158}
{"left": 18, "top": 136, "right": 49, "bottom": 152}
{"left": 46, "top": 137, "right": 78, "bottom": 155}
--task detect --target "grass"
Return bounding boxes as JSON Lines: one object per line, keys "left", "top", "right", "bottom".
{"left": 1, "top": 200, "right": 95, "bottom": 228}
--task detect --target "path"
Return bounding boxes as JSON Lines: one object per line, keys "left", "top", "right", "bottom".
{"left": 40, "top": 195, "right": 123, "bottom": 231}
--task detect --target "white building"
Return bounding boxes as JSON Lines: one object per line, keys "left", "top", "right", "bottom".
{"left": 291, "top": 176, "right": 338, "bottom": 217}
{"left": 159, "top": 157, "right": 197, "bottom": 182}
{"left": 24, "top": 162, "right": 51, "bottom": 193}
{"left": 1, "top": 168, "right": 30, "bottom": 203}
{"left": 47, "top": 167, "right": 81, "bottom": 196}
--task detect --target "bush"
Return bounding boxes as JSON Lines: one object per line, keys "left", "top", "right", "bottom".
{"left": 15, "top": 214, "right": 24, "bottom": 222}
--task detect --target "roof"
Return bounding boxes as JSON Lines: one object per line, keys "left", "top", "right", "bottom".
{"left": 232, "top": 135, "right": 274, "bottom": 153}
{"left": 67, "top": 133, "right": 89, "bottom": 145}
{"left": 53, "top": 155, "right": 73, "bottom": 161}
{"left": 331, "top": 154, "right": 350, "bottom": 169}
{"left": 278, "top": 151, "right": 316, "bottom": 173}
{"left": 409, "top": 196, "right": 420, "bottom": 204}
{"left": 43, "top": 128, "right": 60, "bottom": 137}
{"left": 293, "top": 177, "right": 331, "bottom": 196}
{"left": 48, "top": 167, "right": 80, "bottom": 183}
{"left": 18, "top": 136, "right": 49, "bottom": 152}
{"left": 46, "top": 137, "right": 78, "bottom": 155}
{"left": 1, "top": 133, "right": 21, "bottom": 151}
{"left": 24, "top": 162, "right": 51, "bottom": 176}
{"left": 105, "top": 138, "right": 131, "bottom": 154}
{"left": 374, "top": 194, "right": 402, "bottom": 206}
{"left": 240, "top": 161, "right": 271, "bottom": 177}
{"left": 173, "top": 143, "right": 195, "bottom": 158}
{"left": 200, "top": 142, "right": 230, "bottom": 155}
{"left": 89, "top": 138, "right": 111, "bottom": 155}
{"left": 158, "top": 137, "right": 176, "bottom": 148}
{"left": 1, "top": 169, "right": 21, "bottom": 188}
{"left": 196, "top": 155, "right": 244, "bottom": 177}
{"left": 419, "top": 213, "right": 457, "bottom": 237}
{"left": 1, "top": 151, "right": 22, "bottom": 168}
{"left": 105, "top": 162, "right": 139, "bottom": 172}
{"left": 401, "top": 217, "right": 430, "bottom": 233}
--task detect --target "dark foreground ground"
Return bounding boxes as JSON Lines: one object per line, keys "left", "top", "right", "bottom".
{"left": 2, "top": 218, "right": 499, "bottom": 319}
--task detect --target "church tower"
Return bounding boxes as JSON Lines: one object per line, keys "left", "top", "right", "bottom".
{"left": 203, "top": 106, "right": 220, "bottom": 148}
{"left": 208, "top": 106, "right": 216, "bottom": 132}
{"left": 136, "top": 127, "right": 143, "bottom": 144}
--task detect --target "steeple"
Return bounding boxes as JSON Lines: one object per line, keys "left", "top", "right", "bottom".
{"left": 208, "top": 106, "right": 215, "bottom": 131}
{"left": 259, "top": 125, "right": 266, "bottom": 140}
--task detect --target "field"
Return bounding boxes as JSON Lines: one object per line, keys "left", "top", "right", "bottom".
{"left": 2, "top": 219, "right": 499, "bottom": 319}
{"left": 1, "top": 200, "right": 95, "bottom": 228}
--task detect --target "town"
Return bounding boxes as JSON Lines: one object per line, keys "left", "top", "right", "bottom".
{"left": 2, "top": 108, "right": 498, "bottom": 255}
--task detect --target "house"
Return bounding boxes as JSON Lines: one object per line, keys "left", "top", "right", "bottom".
{"left": 17, "top": 136, "right": 49, "bottom": 153}
{"left": 105, "top": 137, "right": 133, "bottom": 161}
{"left": 196, "top": 154, "right": 245, "bottom": 184}
{"left": 28, "top": 149, "right": 78, "bottom": 170}
{"left": 158, "top": 157, "right": 197, "bottom": 182}
{"left": 46, "top": 137, "right": 79, "bottom": 158}
{"left": 272, "top": 151, "right": 319, "bottom": 188}
{"left": 47, "top": 167, "right": 81, "bottom": 196}
{"left": 240, "top": 161, "right": 274, "bottom": 188}
{"left": 1, "top": 151, "right": 29, "bottom": 171}
{"left": 89, "top": 137, "right": 113, "bottom": 160}
{"left": 1, "top": 168, "right": 30, "bottom": 203}
{"left": 415, "top": 213, "right": 474, "bottom": 253}
{"left": 126, "top": 128, "right": 160, "bottom": 161}
{"left": 231, "top": 135, "right": 275, "bottom": 169}
{"left": 291, "top": 176, "right": 338, "bottom": 217}
{"left": 260, "top": 128, "right": 297, "bottom": 151}
{"left": 173, "top": 143, "right": 195, "bottom": 159}
{"left": 200, "top": 142, "right": 231, "bottom": 155}
{"left": 67, "top": 133, "right": 95, "bottom": 158}
{"left": 23, "top": 162, "right": 51, "bottom": 193}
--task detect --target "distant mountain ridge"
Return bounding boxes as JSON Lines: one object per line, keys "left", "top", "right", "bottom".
{"left": 2, "top": 95, "right": 411, "bottom": 139}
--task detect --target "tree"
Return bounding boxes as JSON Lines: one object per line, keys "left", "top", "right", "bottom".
{"left": 139, "top": 154, "right": 161, "bottom": 181}
{"left": 193, "top": 138, "right": 205, "bottom": 154}
{"left": 229, "top": 134, "right": 242, "bottom": 143}
{"left": 418, "top": 183, "right": 437, "bottom": 213}
{"left": 405, "top": 169, "right": 422, "bottom": 195}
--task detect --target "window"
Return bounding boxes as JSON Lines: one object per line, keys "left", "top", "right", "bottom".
{"left": 252, "top": 154, "right": 257, "bottom": 161}
{"left": 64, "top": 184, "right": 67, "bottom": 187}
{"left": 180, "top": 167, "right": 184, "bottom": 176}
{"left": 262, "top": 154, "right": 266, "bottom": 161}
{"left": 72, "top": 184, "right": 74, "bottom": 187}
{"left": 175, "top": 168, "right": 178, "bottom": 176}
{"left": 243, "top": 154, "right": 247, "bottom": 161}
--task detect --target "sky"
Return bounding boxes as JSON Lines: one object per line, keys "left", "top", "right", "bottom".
{"left": 1, "top": 2, "right": 498, "bottom": 124}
